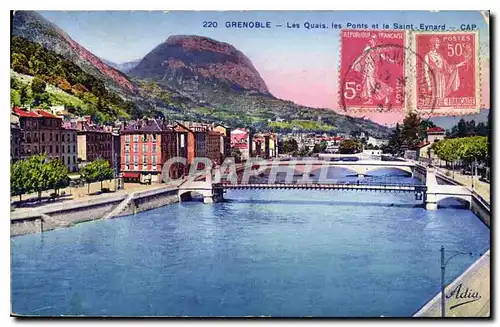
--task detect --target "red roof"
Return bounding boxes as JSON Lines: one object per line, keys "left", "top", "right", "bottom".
{"left": 12, "top": 107, "right": 62, "bottom": 119}
{"left": 36, "top": 109, "right": 60, "bottom": 119}
{"left": 427, "top": 127, "right": 444, "bottom": 133}
{"left": 416, "top": 141, "right": 430, "bottom": 148}
{"left": 12, "top": 107, "right": 39, "bottom": 118}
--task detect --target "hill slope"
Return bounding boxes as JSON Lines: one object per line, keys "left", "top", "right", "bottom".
{"left": 12, "top": 10, "right": 137, "bottom": 95}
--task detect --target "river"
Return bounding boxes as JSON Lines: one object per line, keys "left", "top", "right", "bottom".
{"left": 11, "top": 169, "right": 490, "bottom": 317}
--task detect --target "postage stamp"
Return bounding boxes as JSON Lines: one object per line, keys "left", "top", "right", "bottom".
{"left": 411, "top": 31, "right": 480, "bottom": 116}
{"left": 339, "top": 29, "right": 408, "bottom": 113}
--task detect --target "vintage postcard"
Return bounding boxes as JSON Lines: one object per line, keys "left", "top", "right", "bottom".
{"left": 10, "top": 10, "right": 490, "bottom": 318}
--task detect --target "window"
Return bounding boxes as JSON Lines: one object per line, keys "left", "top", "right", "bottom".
{"left": 133, "top": 143, "right": 138, "bottom": 153}
{"left": 73, "top": 145, "right": 76, "bottom": 152}
{"left": 73, "top": 134, "right": 76, "bottom": 142}
{"left": 180, "top": 134, "right": 185, "bottom": 148}
{"left": 125, "top": 144, "right": 130, "bottom": 153}
{"left": 133, "top": 135, "right": 139, "bottom": 142}
{"left": 152, "top": 144, "right": 157, "bottom": 154}
{"left": 125, "top": 135, "right": 130, "bottom": 143}
{"left": 152, "top": 155, "right": 157, "bottom": 165}
{"left": 49, "top": 133, "right": 52, "bottom": 142}
{"left": 142, "top": 144, "right": 147, "bottom": 153}
{"left": 125, "top": 155, "right": 130, "bottom": 164}
{"left": 26, "top": 132, "right": 31, "bottom": 143}
{"left": 143, "top": 155, "right": 147, "bottom": 166}
{"left": 49, "top": 145, "right": 53, "bottom": 154}
{"left": 67, "top": 156, "right": 70, "bottom": 165}
{"left": 134, "top": 163, "right": 138, "bottom": 171}
{"left": 142, "top": 134, "right": 147, "bottom": 142}
{"left": 56, "top": 134, "right": 59, "bottom": 142}
{"left": 134, "top": 155, "right": 138, "bottom": 164}
{"left": 42, "top": 146, "right": 46, "bottom": 153}
{"left": 151, "top": 134, "right": 157, "bottom": 143}
{"left": 73, "top": 156, "right": 76, "bottom": 164}
{"left": 125, "top": 164, "right": 129, "bottom": 170}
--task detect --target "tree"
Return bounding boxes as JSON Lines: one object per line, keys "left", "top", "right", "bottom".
{"left": 19, "top": 84, "right": 32, "bottom": 106}
{"left": 11, "top": 159, "right": 28, "bottom": 201}
{"left": 281, "top": 138, "right": 299, "bottom": 154}
{"left": 79, "top": 159, "right": 114, "bottom": 194}
{"left": 95, "top": 159, "right": 114, "bottom": 189}
{"left": 11, "top": 89, "right": 21, "bottom": 107}
{"left": 387, "top": 123, "right": 402, "bottom": 155}
{"left": 31, "top": 76, "right": 47, "bottom": 94}
{"left": 451, "top": 118, "right": 468, "bottom": 138}
{"left": 231, "top": 148, "right": 243, "bottom": 163}
{"left": 80, "top": 161, "right": 100, "bottom": 194}
{"left": 312, "top": 140, "right": 327, "bottom": 154}
{"left": 401, "top": 112, "right": 422, "bottom": 150}
{"left": 339, "top": 139, "right": 361, "bottom": 154}
{"left": 13, "top": 154, "right": 67, "bottom": 201}
{"left": 47, "top": 158, "right": 69, "bottom": 195}
{"left": 11, "top": 53, "right": 30, "bottom": 75}
{"left": 297, "top": 145, "right": 310, "bottom": 157}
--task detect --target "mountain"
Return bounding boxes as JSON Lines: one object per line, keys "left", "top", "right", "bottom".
{"left": 129, "top": 35, "right": 270, "bottom": 94}
{"left": 101, "top": 58, "right": 141, "bottom": 74}
{"left": 11, "top": 10, "right": 137, "bottom": 95}
{"left": 11, "top": 13, "right": 391, "bottom": 136}
{"left": 129, "top": 35, "right": 391, "bottom": 137}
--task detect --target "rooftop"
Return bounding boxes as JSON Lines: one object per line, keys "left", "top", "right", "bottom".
{"left": 427, "top": 127, "right": 445, "bottom": 133}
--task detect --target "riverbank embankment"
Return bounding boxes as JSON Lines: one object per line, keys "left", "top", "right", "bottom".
{"left": 11, "top": 185, "right": 179, "bottom": 236}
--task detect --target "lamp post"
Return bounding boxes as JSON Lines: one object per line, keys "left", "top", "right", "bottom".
{"left": 440, "top": 246, "right": 473, "bottom": 317}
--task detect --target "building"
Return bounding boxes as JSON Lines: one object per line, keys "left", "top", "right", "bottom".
{"left": 231, "top": 128, "right": 250, "bottom": 160}
{"left": 60, "top": 127, "right": 78, "bottom": 172}
{"left": 77, "top": 125, "right": 113, "bottom": 165}
{"left": 366, "top": 136, "right": 389, "bottom": 148}
{"left": 426, "top": 127, "right": 446, "bottom": 143}
{"left": 417, "top": 126, "right": 446, "bottom": 161}
{"left": 10, "top": 114, "right": 21, "bottom": 162}
{"left": 12, "top": 107, "right": 63, "bottom": 160}
{"left": 121, "top": 118, "right": 177, "bottom": 183}
{"left": 213, "top": 124, "right": 232, "bottom": 159}
{"left": 207, "top": 130, "right": 222, "bottom": 165}
{"left": 252, "top": 133, "right": 278, "bottom": 158}
{"left": 36, "top": 109, "right": 63, "bottom": 161}
{"left": 187, "top": 123, "right": 208, "bottom": 158}
{"left": 111, "top": 131, "right": 121, "bottom": 177}
{"left": 174, "top": 122, "right": 196, "bottom": 175}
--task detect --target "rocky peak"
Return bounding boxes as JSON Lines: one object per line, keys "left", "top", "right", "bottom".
{"left": 129, "top": 35, "right": 270, "bottom": 95}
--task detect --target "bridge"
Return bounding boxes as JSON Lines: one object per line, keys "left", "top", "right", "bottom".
{"left": 215, "top": 182, "right": 427, "bottom": 199}
{"left": 178, "top": 159, "right": 474, "bottom": 210}
{"left": 424, "top": 166, "right": 473, "bottom": 210}
{"left": 246, "top": 159, "right": 416, "bottom": 177}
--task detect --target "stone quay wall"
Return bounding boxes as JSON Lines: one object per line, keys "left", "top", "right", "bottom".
{"left": 11, "top": 186, "right": 180, "bottom": 237}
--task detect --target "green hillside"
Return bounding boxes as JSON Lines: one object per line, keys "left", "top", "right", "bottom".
{"left": 10, "top": 36, "right": 142, "bottom": 122}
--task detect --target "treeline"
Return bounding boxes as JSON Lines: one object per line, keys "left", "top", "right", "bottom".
{"left": 10, "top": 36, "right": 141, "bottom": 123}
{"left": 11, "top": 154, "right": 69, "bottom": 200}
{"left": 432, "top": 136, "right": 489, "bottom": 166}
{"left": 11, "top": 155, "right": 115, "bottom": 201}
{"left": 447, "top": 118, "right": 489, "bottom": 138}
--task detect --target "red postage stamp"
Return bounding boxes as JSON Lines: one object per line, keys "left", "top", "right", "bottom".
{"left": 339, "top": 29, "right": 407, "bottom": 112}
{"left": 413, "top": 31, "right": 480, "bottom": 115}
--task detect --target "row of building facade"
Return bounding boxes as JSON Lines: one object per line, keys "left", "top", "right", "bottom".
{"left": 12, "top": 107, "right": 281, "bottom": 184}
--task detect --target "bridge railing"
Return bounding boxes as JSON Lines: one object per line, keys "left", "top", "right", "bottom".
{"left": 216, "top": 180, "right": 426, "bottom": 188}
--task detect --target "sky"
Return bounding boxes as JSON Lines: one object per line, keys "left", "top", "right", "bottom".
{"left": 38, "top": 10, "right": 490, "bottom": 126}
